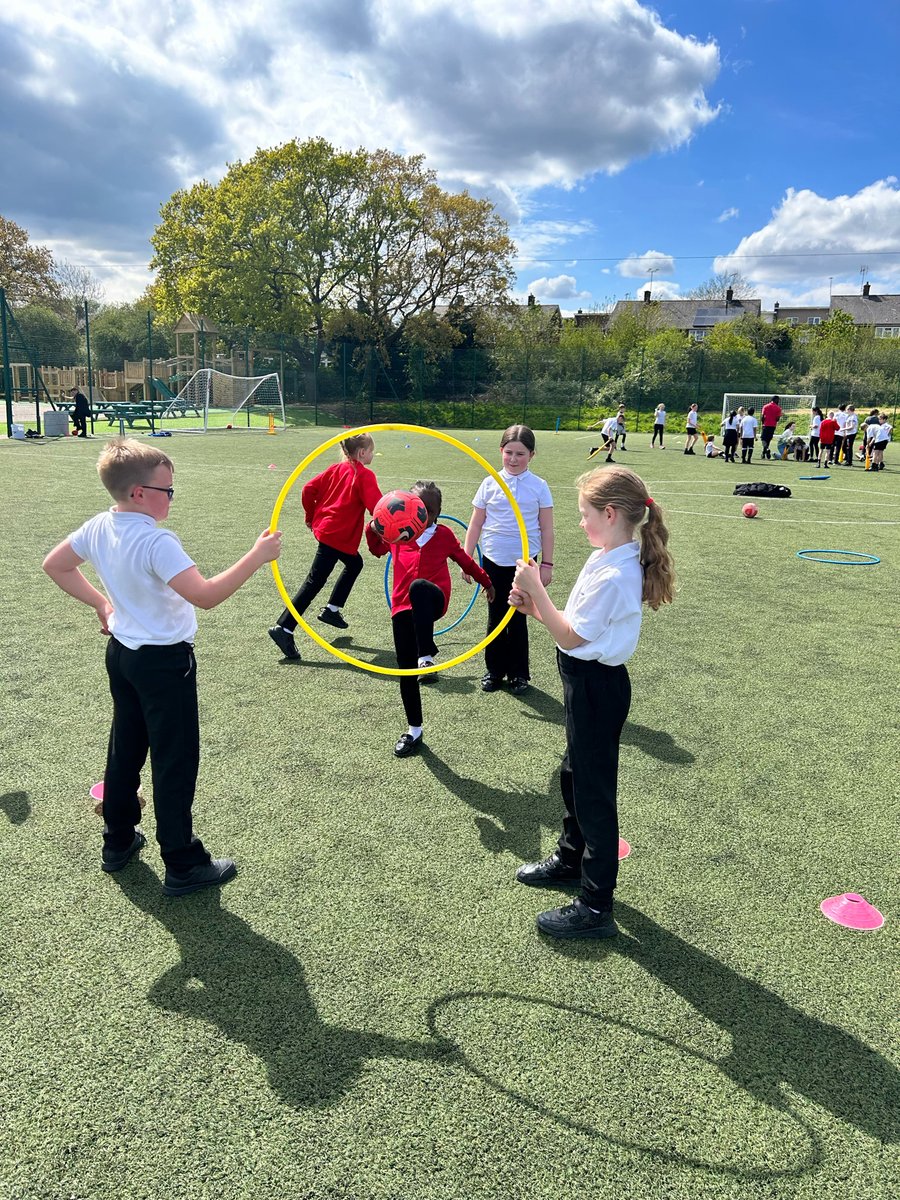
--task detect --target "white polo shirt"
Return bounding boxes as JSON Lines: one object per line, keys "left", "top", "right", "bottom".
{"left": 811, "top": 413, "right": 822, "bottom": 436}
{"left": 844, "top": 412, "right": 859, "bottom": 436}
{"left": 687, "top": 409, "right": 698, "bottom": 429}
{"left": 602, "top": 417, "right": 618, "bottom": 437}
{"left": 873, "top": 421, "right": 892, "bottom": 444}
{"left": 69, "top": 509, "right": 197, "bottom": 649}
{"left": 561, "top": 541, "right": 643, "bottom": 665}
{"left": 654, "top": 409, "right": 667, "bottom": 426}
{"left": 471, "top": 469, "right": 553, "bottom": 567}
{"left": 741, "top": 415, "right": 758, "bottom": 438}
{"left": 835, "top": 410, "right": 847, "bottom": 432}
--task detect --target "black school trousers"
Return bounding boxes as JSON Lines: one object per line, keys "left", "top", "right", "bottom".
{"left": 279, "top": 539, "right": 363, "bottom": 631}
{"left": 392, "top": 579, "right": 445, "bottom": 727}
{"left": 556, "top": 650, "right": 632, "bottom": 908}
{"left": 103, "top": 637, "right": 209, "bottom": 871}
{"left": 483, "top": 557, "right": 529, "bottom": 681}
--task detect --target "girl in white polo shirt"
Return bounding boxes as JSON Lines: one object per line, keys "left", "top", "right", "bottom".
{"left": 464, "top": 425, "right": 554, "bottom": 695}
{"left": 510, "top": 466, "right": 675, "bottom": 939}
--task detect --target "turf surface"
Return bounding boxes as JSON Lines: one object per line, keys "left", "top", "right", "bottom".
{"left": 1, "top": 427, "right": 898, "bottom": 1199}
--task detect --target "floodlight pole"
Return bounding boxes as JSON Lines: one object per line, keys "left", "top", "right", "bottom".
{"left": 1, "top": 288, "right": 13, "bottom": 439}
{"left": 84, "top": 299, "right": 95, "bottom": 434}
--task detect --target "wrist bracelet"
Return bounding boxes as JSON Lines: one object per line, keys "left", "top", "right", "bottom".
{"left": 541, "top": 560, "right": 553, "bottom": 566}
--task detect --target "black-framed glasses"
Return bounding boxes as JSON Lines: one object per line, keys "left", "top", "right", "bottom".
{"left": 140, "top": 485, "right": 175, "bottom": 500}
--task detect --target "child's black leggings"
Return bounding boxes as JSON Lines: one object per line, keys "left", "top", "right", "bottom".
{"left": 651, "top": 423, "right": 665, "bottom": 446}
{"left": 483, "top": 558, "right": 529, "bottom": 681}
{"left": 279, "top": 540, "right": 363, "bottom": 631}
{"left": 392, "top": 579, "right": 445, "bottom": 727}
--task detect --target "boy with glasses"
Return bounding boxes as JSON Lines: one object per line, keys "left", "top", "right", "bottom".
{"left": 43, "top": 439, "right": 282, "bottom": 895}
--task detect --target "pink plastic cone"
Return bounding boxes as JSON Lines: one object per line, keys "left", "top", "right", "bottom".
{"left": 618, "top": 837, "right": 631, "bottom": 860}
{"left": 90, "top": 781, "right": 104, "bottom": 802}
{"left": 268, "top": 464, "right": 277, "bottom": 469}
{"left": 820, "top": 893, "right": 885, "bottom": 930}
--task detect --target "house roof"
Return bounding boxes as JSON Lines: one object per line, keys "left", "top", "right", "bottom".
{"left": 173, "top": 313, "right": 220, "bottom": 334}
{"left": 831, "top": 294, "right": 900, "bottom": 325}
{"left": 610, "top": 297, "right": 761, "bottom": 329}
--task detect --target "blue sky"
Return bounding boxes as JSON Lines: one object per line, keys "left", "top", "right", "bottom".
{"left": 2, "top": 0, "right": 899, "bottom": 310}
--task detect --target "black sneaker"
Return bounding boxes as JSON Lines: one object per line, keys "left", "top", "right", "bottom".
{"left": 536, "top": 896, "right": 618, "bottom": 939}
{"left": 481, "top": 673, "right": 503, "bottom": 692}
{"left": 418, "top": 657, "right": 437, "bottom": 685}
{"left": 318, "top": 607, "right": 348, "bottom": 630}
{"left": 101, "top": 831, "right": 147, "bottom": 873}
{"left": 516, "top": 852, "right": 581, "bottom": 887}
{"left": 163, "top": 858, "right": 237, "bottom": 897}
{"left": 268, "top": 625, "right": 300, "bottom": 660}
{"left": 508, "top": 677, "right": 530, "bottom": 695}
{"left": 394, "top": 732, "right": 423, "bottom": 758}
{"left": 588, "top": 447, "right": 599, "bottom": 458}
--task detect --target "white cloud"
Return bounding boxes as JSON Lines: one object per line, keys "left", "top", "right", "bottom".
{"left": 512, "top": 219, "right": 597, "bottom": 265}
{"left": 717, "top": 207, "right": 739, "bottom": 223}
{"left": 526, "top": 274, "right": 591, "bottom": 301}
{"left": 714, "top": 178, "right": 900, "bottom": 287}
{"left": 617, "top": 250, "right": 676, "bottom": 278}
{"left": 633, "top": 279, "right": 682, "bottom": 300}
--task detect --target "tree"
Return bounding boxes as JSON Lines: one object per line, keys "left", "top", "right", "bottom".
{"left": 89, "top": 302, "right": 173, "bottom": 371}
{"left": 686, "top": 271, "right": 754, "bottom": 300}
{"left": 150, "top": 138, "right": 514, "bottom": 364}
{"left": 54, "top": 260, "right": 105, "bottom": 324}
{"left": 12, "top": 305, "right": 81, "bottom": 366}
{"left": 0, "top": 216, "right": 60, "bottom": 306}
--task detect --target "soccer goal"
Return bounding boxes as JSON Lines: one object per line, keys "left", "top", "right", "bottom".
{"left": 722, "top": 393, "right": 817, "bottom": 422}
{"left": 159, "top": 368, "right": 285, "bottom": 432}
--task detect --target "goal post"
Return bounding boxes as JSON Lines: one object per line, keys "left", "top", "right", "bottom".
{"left": 722, "top": 393, "right": 817, "bottom": 424}
{"left": 159, "top": 368, "right": 285, "bottom": 432}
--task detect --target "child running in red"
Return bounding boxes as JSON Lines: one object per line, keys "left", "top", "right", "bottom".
{"left": 269, "top": 434, "right": 382, "bottom": 660}
{"left": 367, "top": 481, "right": 494, "bottom": 758}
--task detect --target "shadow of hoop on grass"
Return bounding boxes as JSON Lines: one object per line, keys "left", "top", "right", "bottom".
{"left": 622, "top": 721, "right": 695, "bottom": 765}
{"left": 0, "top": 791, "right": 30, "bottom": 824}
{"left": 114, "top": 864, "right": 460, "bottom": 1110}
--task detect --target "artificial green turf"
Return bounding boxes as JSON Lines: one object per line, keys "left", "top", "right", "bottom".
{"left": 1, "top": 427, "right": 898, "bottom": 1200}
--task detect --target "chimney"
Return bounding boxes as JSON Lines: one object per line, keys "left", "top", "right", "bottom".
{"left": 863, "top": 282, "right": 871, "bottom": 297}
{"left": 643, "top": 290, "right": 651, "bottom": 303}
{"left": 726, "top": 287, "right": 734, "bottom": 303}
{"left": 527, "top": 293, "right": 535, "bottom": 306}
{"left": 773, "top": 301, "right": 780, "bottom": 312}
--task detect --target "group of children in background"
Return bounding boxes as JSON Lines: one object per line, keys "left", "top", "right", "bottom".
{"left": 44, "top": 421, "right": 674, "bottom": 940}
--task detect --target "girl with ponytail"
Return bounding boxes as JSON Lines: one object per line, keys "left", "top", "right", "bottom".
{"left": 510, "top": 465, "right": 674, "bottom": 939}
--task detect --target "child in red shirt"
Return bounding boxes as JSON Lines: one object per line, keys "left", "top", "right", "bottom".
{"left": 366, "top": 480, "right": 495, "bottom": 757}
{"left": 269, "top": 434, "right": 382, "bottom": 660}
{"left": 818, "top": 413, "right": 839, "bottom": 468}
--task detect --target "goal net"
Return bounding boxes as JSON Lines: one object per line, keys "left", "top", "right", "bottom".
{"left": 722, "top": 393, "right": 817, "bottom": 425}
{"left": 159, "top": 368, "right": 285, "bottom": 432}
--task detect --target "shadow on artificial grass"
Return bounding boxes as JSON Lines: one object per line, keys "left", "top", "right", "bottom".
{"left": 113, "top": 863, "right": 460, "bottom": 1108}
{"left": 0, "top": 790, "right": 30, "bottom": 824}
{"left": 543, "top": 902, "right": 900, "bottom": 1147}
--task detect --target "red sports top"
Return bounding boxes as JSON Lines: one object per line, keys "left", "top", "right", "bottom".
{"left": 301, "top": 461, "right": 382, "bottom": 554}
{"left": 761, "top": 401, "right": 783, "bottom": 427}
{"left": 818, "top": 418, "right": 838, "bottom": 446}
{"left": 366, "top": 523, "right": 493, "bottom": 616}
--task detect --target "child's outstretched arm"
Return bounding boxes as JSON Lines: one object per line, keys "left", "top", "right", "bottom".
{"left": 461, "top": 507, "right": 486, "bottom": 584}
{"left": 168, "top": 529, "right": 283, "bottom": 610}
{"left": 512, "top": 559, "right": 586, "bottom": 651}
{"left": 43, "top": 541, "right": 113, "bottom": 634}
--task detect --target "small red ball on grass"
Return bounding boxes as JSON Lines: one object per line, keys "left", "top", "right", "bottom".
{"left": 742, "top": 502, "right": 759, "bottom": 518}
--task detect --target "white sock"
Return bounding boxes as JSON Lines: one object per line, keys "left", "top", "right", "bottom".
{"left": 408, "top": 726, "right": 423, "bottom": 740}
{"left": 326, "top": 604, "right": 339, "bottom": 612}
{"left": 417, "top": 656, "right": 434, "bottom": 669}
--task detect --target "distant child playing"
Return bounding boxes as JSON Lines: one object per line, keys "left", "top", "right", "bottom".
{"left": 269, "top": 434, "right": 382, "bottom": 661}
{"left": 510, "top": 465, "right": 675, "bottom": 939}
{"left": 42, "top": 438, "right": 282, "bottom": 895}
{"left": 464, "top": 425, "right": 554, "bottom": 696}
{"left": 367, "top": 481, "right": 494, "bottom": 758}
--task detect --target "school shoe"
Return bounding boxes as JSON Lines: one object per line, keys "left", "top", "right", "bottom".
{"left": 418, "top": 656, "right": 437, "bottom": 685}
{"left": 268, "top": 625, "right": 300, "bottom": 660}
{"left": 101, "top": 831, "right": 147, "bottom": 873}
{"left": 588, "top": 447, "right": 599, "bottom": 458}
{"left": 394, "top": 733, "right": 423, "bottom": 758}
{"left": 163, "top": 858, "right": 237, "bottom": 897}
{"left": 481, "top": 673, "right": 503, "bottom": 692}
{"left": 508, "top": 677, "right": 530, "bottom": 695}
{"left": 605, "top": 456, "right": 615, "bottom": 464}
{"left": 318, "top": 607, "right": 348, "bottom": 629}
{"left": 516, "top": 852, "right": 581, "bottom": 887}
{"left": 536, "top": 897, "right": 619, "bottom": 939}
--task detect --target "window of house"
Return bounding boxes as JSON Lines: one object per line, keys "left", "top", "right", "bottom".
{"left": 807, "top": 316, "right": 821, "bottom": 325}
{"left": 875, "top": 326, "right": 900, "bottom": 338}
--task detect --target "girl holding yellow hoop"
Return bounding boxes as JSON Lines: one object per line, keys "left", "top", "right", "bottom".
{"left": 510, "top": 466, "right": 675, "bottom": 940}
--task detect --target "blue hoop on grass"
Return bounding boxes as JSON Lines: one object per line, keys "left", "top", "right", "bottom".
{"left": 383, "top": 515, "right": 484, "bottom": 635}
{"left": 796, "top": 549, "right": 880, "bottom": 566}
{"left": 798, "top": 475, "right": 830, "bottom": 480}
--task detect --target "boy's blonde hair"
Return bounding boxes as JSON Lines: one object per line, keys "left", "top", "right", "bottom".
{"left": 576, "top": 465, "right": 676, "bottom": 610}
{"left": 97, "top": 438, "right": 174, "bottom": 501}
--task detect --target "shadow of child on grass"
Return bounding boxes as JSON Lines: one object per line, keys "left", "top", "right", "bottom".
{"left": 114, "top": 864, "right": 458, "bottom": 1111}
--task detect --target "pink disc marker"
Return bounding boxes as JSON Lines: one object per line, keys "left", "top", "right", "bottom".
{"left": 268, "top": 464, "right": 277, "bottom": 470}
{"left": 618, "top": 837, "right": 631, "bottom": 861}
{"left": 820, "top": 893, "right": 885, "bottom": 931}
{"left": 89, "top": 781, "right": 104, "bottom": 802}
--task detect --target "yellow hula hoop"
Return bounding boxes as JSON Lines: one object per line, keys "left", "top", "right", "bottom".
{"left": 269, "top": 423, "right": 530, "bottom": 676}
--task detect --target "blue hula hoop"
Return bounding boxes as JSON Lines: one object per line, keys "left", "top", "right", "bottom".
{"left": 383, "top": 515, "right": 483, "bottom": 635}
{"left": 798, "top": 475, "right": 830, "bottom": 480}
{"left": 796, "top": 549, "right": 880, "bottom": 566}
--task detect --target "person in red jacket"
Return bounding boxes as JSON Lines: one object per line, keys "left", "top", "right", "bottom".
{"left": 817, "top": 412, "right": 839, "bottom": 468}
{"left": 760, "top": 395, "right": 783, "bottom": 459}
{"left": 268, "top": 434, "right": 382, "bottom": 661}
{"left": 367, "top": 480, "right": 495, "bottom": 758}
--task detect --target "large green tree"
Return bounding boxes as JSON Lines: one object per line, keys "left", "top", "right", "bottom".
{"left": 0, "top": 216, "right": 61, "bottom": 307}
{"left": 11, "top": 305, "right": 80, "bottom": 367}
{"left": 150, "top": 138, "right": 514, "bottom": 362}
{"left": 89, "top": 301, "right": 173, "bottom": 371}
